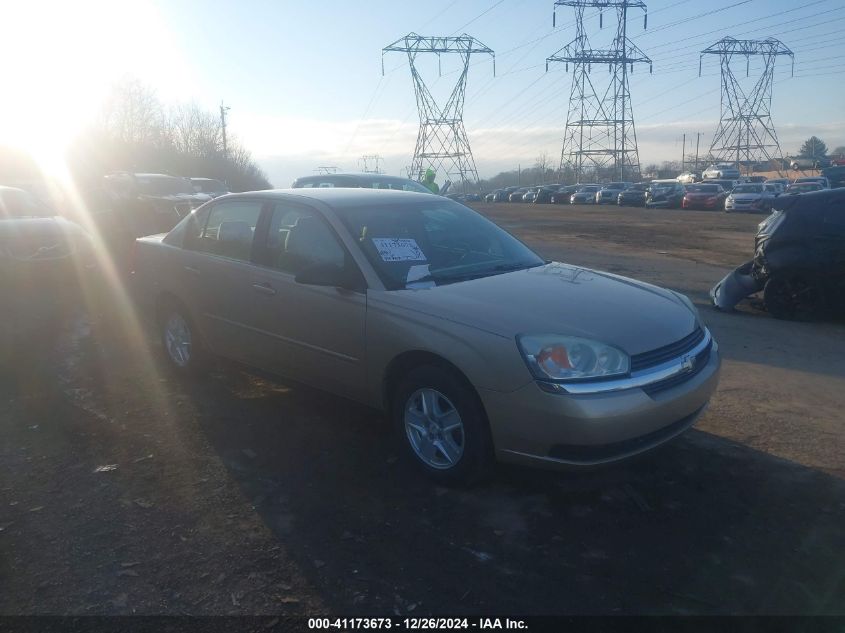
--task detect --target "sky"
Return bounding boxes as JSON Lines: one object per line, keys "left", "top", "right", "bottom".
{"left": 1, "top": 0, "right": 843, "bottom": 187}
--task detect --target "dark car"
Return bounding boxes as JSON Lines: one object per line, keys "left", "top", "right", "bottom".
{"left": 0, "top": 187, "right": 94, "bottom": 356}
{"left": 532, "top": 186, "right": 562, "bottom": 204}
{"left": 522, "top": 188, "right": 541, "bottom": 203}
{"left": 645, "top": 181, "right": 686, "bottom": 209}
{"left": 682, "top": 183, "right": 727, "bottom": 210}
{"left": 569, "top": 185, "right": 602, "bottom": 205}
{"left": 550, "top": 185, "right": 579, "bottom": 204}
{"left": 711, "top": 188, "right": 845, "bottom": 320}
{"left": 191, "top": 177, "right": 230, "bottom": 199}
{"left": 101, "top": 172, "right": 211, "bottom": 239}
{"left": 707, "top": 179, "right": 738, "bottom": 193}
{"left": 822, "top": 165, "right": 845, "bottom": 189}
{"left": 492, "top": 187, "right": 520, "bottom": 202}
{"left": 617, "top": 182, "right": 651, "bottom": 207}
{"left": 785, "top": 182, "right": 824, "bottom": 195}
{"left": 596, "top": 182, "right": 633, "bottom": 205}
{"left": 291, "top": 172, "right": 433, "bottom": 194}
{"left": 508, "top": 188, "right": 530, "bottom": 202}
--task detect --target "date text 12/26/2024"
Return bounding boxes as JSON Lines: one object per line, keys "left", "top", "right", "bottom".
{"left": 308, "top": 618, "right": 528, "bottom": 630}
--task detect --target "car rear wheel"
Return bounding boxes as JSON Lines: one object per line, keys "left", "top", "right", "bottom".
{"left": 763, "top": 275, "right": 825, "bottom": 321}
{"left": 159, "top": 302, "right": 205, "bottom": 374}
{"left": 392, "top": 365, "right": 493, "bottom": 485}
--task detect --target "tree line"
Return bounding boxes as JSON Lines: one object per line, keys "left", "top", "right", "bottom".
{"left": 0, "top": 77, "right": 272, "bottom": 194}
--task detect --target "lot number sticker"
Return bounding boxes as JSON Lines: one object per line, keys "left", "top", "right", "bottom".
{"left": 372, "top": 238, "right": 427, "bottom": 262}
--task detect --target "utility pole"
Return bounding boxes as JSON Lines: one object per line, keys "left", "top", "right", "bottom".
{"left": 681, "top": 133, "right": 686, "bottom": 172}
{"left": 694, "top": 132, "right": 701, "bottom": 174}
{"left": 700, "top": 38, "right": 793, "bottom": 177}
{"left": 547, "top": 0, "right": 652, "bottom": 183}
{"left": 382, "top": 33, "right": 494, "bottom": 190}
{"left": 219, "top": 102, "right": 231, "bottom": 159}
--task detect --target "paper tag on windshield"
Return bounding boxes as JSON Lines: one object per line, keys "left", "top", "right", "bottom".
{"left": 405, "top": 264, "right": 435, "bottom": 289}
{"left": 372, "top": 238, "right": 427, "bottom": 262}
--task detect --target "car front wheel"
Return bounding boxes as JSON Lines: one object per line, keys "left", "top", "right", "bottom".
{"left": 392, "top": 365, "right": 493, "bottom": 485}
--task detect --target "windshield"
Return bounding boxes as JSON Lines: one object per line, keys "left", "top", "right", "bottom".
{"left": 686, "top": 184, "right": 720, "bottom": 193}
{"left": 651, "top": 183, "right": 675, "bottom": 191}
{"left": 367, "top": 178, "right": 431, "bottom": 194}
{"left": 733, "top": 184, "right": 764, "bottom": 194}
{"left": 337, "top": 201, "right": 545, "bottom": 290}
{"left": 0, "top": 189, "right": 55, "bottom": 218}
{"left": 576, "top": 186, "right": 599, "bottom": 193}
{"left": 192, "top": 179, "right": 227, "bottom": 193}
{"left": 136, "top": 176, "right": 196, "bottom": 196}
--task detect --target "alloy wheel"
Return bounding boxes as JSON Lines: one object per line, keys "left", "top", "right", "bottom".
{"left": 164, "top": 313, "right": 192, "bottom": 367}
{"left": 404, "top": 388, "right": 465, "bottom": 470}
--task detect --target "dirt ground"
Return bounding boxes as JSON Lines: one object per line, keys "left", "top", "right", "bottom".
{"left": 1, "top": 203, "right": 844, "bottom": 616}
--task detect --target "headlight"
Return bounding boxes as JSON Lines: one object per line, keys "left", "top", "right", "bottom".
{"left": 517, "top": 335, "right": 630, "bottom": 381}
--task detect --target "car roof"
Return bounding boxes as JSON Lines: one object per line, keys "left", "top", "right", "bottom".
{"left": 295, "top": 172, "right": 415, "bottom": 181}
{"left": 775, "top": 186, "right": 845, "bottom": 210}
{"left": 226, "top": 187, "right": 441, "bottom": 209}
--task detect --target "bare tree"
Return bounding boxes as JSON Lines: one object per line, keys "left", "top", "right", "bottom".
{"left": 535, "top": 152, "right": 550, "bottom": 184}
{"left": 99, "top": 76, "right": 168, "bottom": 147}
{"left": 169, "top": 102, "right": 222, "bottom": 157}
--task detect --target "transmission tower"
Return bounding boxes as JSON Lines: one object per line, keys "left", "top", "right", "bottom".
{"left": 359, "top": 154, "right": 384, "bottom": 174}
{"left": 547, "top": 1, "right": 651, "bottom": 183}
{"left": 699, "top": 37, "right": 793, "bottom": 174}
{"left": 383, "top": 33, "right": 494, "bottom": 188}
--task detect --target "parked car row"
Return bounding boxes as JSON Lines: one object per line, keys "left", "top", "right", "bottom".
{"left": 481, "top": 175, "right": 839, "bottom": 213}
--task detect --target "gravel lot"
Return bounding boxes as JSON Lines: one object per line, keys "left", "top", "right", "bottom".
{"left": 1, "top": 202, "right": 844, "bottom": 615}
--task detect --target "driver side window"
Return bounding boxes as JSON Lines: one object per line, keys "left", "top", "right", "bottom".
{"left": 265, "top": 203, "right": 346, "bottom": 274}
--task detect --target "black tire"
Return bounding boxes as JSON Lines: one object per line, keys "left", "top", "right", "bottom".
{"left": 391, "top": 364, "right": 493, "bottom": 485}
{"left": 763, "top": 274, "right": 825, "bottom": 321}
{"left": 158, "top": 300, "right": 205, "bottom": 375}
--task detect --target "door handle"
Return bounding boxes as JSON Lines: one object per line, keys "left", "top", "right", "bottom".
{"left": 184, "top": 265, "right": 200, "bottom": 275}
{"left": 252, "top": 283, "right": 276, "bottom": 296}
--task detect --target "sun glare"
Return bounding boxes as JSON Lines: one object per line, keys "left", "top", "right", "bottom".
{"left": 0, "top": 0, "right": 195, "bottom": 160}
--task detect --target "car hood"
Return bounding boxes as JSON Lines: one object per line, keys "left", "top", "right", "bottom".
{"left": 730, "top": 192, "right": 764, "bottom": 201}
{"left": 648, "top": 190, "right": 675, "bottom": 199}
{"left": 376, "top": 262, "right": 698, "bottom": 355}
{"left": 0, "top": 216, "right": 90, "bottom": 261}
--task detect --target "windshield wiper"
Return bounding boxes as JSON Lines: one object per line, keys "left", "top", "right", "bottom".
{"left": 405, "top": 262, "right": 542, "bottom": 287}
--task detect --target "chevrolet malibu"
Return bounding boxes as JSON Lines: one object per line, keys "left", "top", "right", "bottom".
{"left": 133, "top": 189, "right": 720, "bottom": 484}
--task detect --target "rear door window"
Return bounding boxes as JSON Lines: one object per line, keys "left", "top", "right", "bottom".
{"left": 186, "top": 199, "right": 263, "bottom": 262}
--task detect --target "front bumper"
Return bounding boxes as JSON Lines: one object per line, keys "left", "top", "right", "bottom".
{"left": 479, "top": 337, "right": 721, "bottom": 469}
{"left": 725, "top": 199, "right": 763, "bottom": 212}
{"left": 710, "top": 260, "right": 765, "bottom": 311}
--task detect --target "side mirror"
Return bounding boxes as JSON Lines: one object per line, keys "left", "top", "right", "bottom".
{"left": 295, "top": 262, "right": 363, "bottom": 291}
